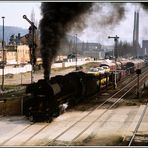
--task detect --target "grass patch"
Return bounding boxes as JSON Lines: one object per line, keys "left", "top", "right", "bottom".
{"left": 0, "top": 87, "right": 26, "bottom": 100}
{"left": 2, "top": 85, "right": 21, "bottom": 90}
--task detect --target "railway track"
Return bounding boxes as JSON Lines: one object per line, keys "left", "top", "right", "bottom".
{"left": 117, "top": 65, "right": 148, "bottom": 89}
{"left": 1, "top": 66, "right": 148, "bottom": 146}
{"left": 46, "top": 67, "right": 148, "bottom": 146}
{"left": 128, "top": 100, "right": 148, "bottom": 146}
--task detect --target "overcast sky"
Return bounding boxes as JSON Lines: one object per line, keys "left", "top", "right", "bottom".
{"left": 0, "top": 2, "right": 148, "bottom": 46}
{"left": 0, "top": 2, "right": 41, "bottom": 29}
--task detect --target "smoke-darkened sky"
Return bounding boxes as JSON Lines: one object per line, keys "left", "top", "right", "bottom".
{"left": 69, "top": 3, "right": 148, "bottom": 46}
{"left": 0, "top": 2, "right": 148, "bottom": 46}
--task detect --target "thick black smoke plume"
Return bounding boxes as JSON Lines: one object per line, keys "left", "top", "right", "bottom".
{"left": 40, "top": 2, "right": 92, "bottom": 80}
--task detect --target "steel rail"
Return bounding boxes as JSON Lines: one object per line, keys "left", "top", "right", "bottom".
{"left": 47, "top": 67, "right": 148, "bottom": 145}
{"left": 1, "top": 122, "right": 49, "bottom": 145}
{"left": 128, "top": 100, "right": 148, "bottom": 146}
{"left": 67, "top": 71, "right": 148, "bottom": 146}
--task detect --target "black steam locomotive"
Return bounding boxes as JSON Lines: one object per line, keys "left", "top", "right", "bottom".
{"left": 23, "top": 71, "right": 105, "bottom": 122}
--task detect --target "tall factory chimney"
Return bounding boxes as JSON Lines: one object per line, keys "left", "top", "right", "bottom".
{"left": 133, "top": 11, "right": 137, "bottom": 44}
{"left": 136, "top": 11, "right": 139, "bottom": 44}
{"left": 133, "top": 10, "right": 140, "bottom": 58}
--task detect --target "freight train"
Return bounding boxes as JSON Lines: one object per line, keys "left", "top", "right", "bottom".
{"left": 23, "top": 71, "right": 110, "bottom": 122}
{"left": 23, "top": 59, "right": 146, "bottom": 122}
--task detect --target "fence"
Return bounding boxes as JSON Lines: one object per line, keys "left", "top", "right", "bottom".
{"left": 0, "top": 59, "right": 101, "bottom": 75}
{"left": 0, "top": 64, "right": 32, "bottom": 75}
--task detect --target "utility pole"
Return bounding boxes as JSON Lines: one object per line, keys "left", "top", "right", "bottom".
{"left": 1, "top": 16, "right": 5, "bottom": 91}
{"left": 75, "top": 34, "right": 77, "bottom": 71}
{"left": 108, "top": 35, "right": 119, "bottom": 89}
{"left": 23, "top": 15, "right": 37, "bottom": 83}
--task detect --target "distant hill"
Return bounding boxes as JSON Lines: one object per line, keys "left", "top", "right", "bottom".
{"left": 0, "top": 26, "right": 28, "bottom": 42}
{"left": 0, "top": 25, "right": 82, "bottom": 44}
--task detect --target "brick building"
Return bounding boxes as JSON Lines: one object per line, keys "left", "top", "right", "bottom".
{"left": 0, "top": 44, "right": 30, "bottom": 65}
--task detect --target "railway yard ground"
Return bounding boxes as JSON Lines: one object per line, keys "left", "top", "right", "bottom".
{"left": 0, "top": 62, "right": 148, "bottom": 146}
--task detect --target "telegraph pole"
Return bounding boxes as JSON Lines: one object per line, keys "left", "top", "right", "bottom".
{"left": 1, "top": 16, "right": 5, "bottom": 91}
{"left": 108, "top": 35, "right": 119, "bottom": 89}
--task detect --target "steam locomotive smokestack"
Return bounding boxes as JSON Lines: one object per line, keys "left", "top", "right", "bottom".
{"left": 40, "top": 2, "right": 92, "bottom": 80}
